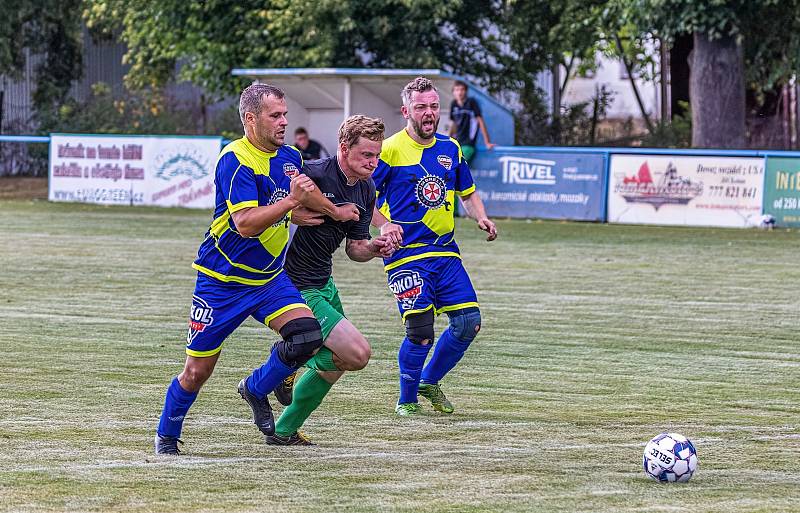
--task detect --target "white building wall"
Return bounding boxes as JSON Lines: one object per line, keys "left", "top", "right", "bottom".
{"left": 563, "top": 53, "right": 661, "bottom": 121}
{"left": 305, "top": 109, "right": 343, "bottom": 155}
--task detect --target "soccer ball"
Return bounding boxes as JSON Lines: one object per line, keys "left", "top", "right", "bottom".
{"left": 643, "top": 432, "right": 698, "bottom": 483}
{"left": 759, "top": 214, "right": 776, "bottom": 230}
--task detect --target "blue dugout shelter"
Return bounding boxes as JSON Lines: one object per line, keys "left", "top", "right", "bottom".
{"left": 231, "top": 68, "right": 514, "bottom": 155}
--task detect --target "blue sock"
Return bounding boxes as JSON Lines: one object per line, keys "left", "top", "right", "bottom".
{"left": 247, "top": 350, "right": 296, "bottom": 399}
{"left": 421, "top": 328, "right": 472, "bottom": 385}
{"left": 157, "top": 377, "right": 198, "bottom": 438}
{"left": 398, "top": 337, "right": 433, "bottom": 404}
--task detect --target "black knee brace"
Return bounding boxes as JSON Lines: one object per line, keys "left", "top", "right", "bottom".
{"left": 404, "top": 310, "right": 435, "bottom": 344}
{"left": 274, "top": 317, "right": 324, "bottom": 367}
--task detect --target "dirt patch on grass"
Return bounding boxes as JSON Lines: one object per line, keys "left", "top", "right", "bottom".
{"left": 0, "top": 177, "right": 48, "bottom": 200}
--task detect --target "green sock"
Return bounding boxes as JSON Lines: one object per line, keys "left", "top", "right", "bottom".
{"left": 274, "top": 369, "right": 333, "bottom": 437}
{"left": 306, "top": 346, "right": 339, "bottom": 372}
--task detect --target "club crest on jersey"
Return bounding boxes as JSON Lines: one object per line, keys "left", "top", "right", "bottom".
{"left": 415, "top": 174, "right": 447, "bottom": 209}
{"left": 187, "top": 296, "right": 214, "bottom": 344}
{"left": 388, "top": 270, "right": 424, "bottom": 310}
{"left": 270, "top": 188, "right": 291, "bottom": 227}
{"left": 283, "top": 162, "right": 299, "bottom": 177}
{"left": 437, "top": 155, "right": 453, "bottom": 171}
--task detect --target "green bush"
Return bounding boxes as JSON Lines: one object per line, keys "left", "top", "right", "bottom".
{"left": 39, "top": 82, "right": 241, "bottom": 137}
{"left": 639, "top": 101, "right": 692, "bottom": 148}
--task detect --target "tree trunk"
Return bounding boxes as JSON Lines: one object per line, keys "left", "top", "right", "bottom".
{"left": 689, "top": 32, "right": 746, "bottom": 148}
{"left": 670, "top": 34, "right": 692, "bottom": 119}
{"left": 551, "top": 63, "right": 561, "bottom": 144}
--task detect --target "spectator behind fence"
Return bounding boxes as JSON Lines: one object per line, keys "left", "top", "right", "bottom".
{"left": 294, "top": 127, "right": 330, "bottom": 161}
{"left": 448, "top": 80, "right": 494, "bottom": 164}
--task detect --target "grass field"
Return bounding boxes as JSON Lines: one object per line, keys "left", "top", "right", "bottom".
{"left": 1, "top": 198, "right": 799, "bottom": 513}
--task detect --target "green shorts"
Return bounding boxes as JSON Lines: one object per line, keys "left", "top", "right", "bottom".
{"left": 300, "top": 277, "right": 345, "bottom": 341}
{"left": 461, "top": 144, "right": 476, "bottom": 163}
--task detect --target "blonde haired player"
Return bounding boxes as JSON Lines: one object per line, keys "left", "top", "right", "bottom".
{"left": 269, "top": 115, "right": 397, "bottom": 444}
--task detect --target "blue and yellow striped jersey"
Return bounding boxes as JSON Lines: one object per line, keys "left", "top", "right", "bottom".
{"left": 373, "top": 129, "right": 476, "bottom": 271}
{"left": 193, "top": 137, "right": 303, "bottom": 286}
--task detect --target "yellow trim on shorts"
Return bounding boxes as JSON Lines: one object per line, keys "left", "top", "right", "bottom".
{"left": 456, "top": 184, "right": 476, "bottom": 197}
{"left": 264, "top": 303, "right": 312, "bottom": 325}
{"left": 401, "top": 304, "right": 434, "bottom": 321}
{"left": 192, "top": 263, "right": 281, "bottom": 286}
{"left": 436, "top": 302, "right": 480, "bottom": 315}
{"left": 384, "top": 252, "right": 461, "bottom": 271}
{"left": 185, "top": 345, "right": 224, "bottom": 358}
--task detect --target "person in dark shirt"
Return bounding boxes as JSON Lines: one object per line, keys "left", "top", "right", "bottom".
{"left": 267, "top": 114, "right": 398, "bottom": 445}
{"left": 294, "top": 127, "right": 330, "bottom": 161}
{"left": 448, "top": 80, "right": 494, "bottom": 163}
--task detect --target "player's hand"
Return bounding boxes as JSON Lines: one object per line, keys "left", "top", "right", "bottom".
{"left": 289, "top": 174, "right": 316, "bottom": 204}
{"left": 291, "top": 206, "right": 325, "bottom": 226}
{"left": 380, "top": 222, "right": 403, "bottom": 248}
{"left": 369, "top": 235, "right": 396, "bottom": 258}
{"left": 485, "top": 142, "right": 496, "bottom": 150}
{"left": 477, "top": 217, "right": 497, "bottom": 241}
{"left": 333, "top": 203, "right": 360, "bottom": 222}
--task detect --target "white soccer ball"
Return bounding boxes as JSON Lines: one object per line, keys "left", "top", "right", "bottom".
{"left": 642, "top": 432, "right": 698, "bottom": 483}
{"left": 759, "top": 214, "right": 776, "bottom": 230}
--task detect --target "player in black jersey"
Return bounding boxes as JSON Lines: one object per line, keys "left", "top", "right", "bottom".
{"left": 267, "top": 115, "right": 398, "bottom": 445}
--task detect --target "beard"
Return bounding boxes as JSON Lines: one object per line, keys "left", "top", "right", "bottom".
{"left": 410, "top": 115, "right": 439, "bottom": 140}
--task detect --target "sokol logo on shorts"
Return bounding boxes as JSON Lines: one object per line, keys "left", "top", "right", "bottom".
{"left": 187, "top": 296, "right": 214, "bottom": 344}
{"left": 388, "top": 270, "right": 424, "bottom": 310}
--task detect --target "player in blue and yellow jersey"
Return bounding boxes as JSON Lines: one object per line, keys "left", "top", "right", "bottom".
{"left": 371, "top": 77, "right": 498, "bottom": 416}
{"left": 154, "top": 84, "right": 359, "bottom": 454}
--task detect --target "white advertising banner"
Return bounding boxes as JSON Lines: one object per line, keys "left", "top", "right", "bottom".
{"left": 49, "top": 133, "right": 222, "bottom": 208}
{"left": 607, "top": 154, "right": 765, "bottom": 227}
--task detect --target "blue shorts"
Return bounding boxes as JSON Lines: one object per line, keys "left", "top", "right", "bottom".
{"left": 185, "top": 271, "right": 310, "bottom": 357}
{"left": 386, "top": 256, "right": 479, "bottom": 320}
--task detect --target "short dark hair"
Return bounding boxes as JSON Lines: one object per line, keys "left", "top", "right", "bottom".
{"left": 401, "top": 77, "right": 437, "bottom": 106}
{"left": 294, "top": 127, "right": 308, "bottom": 136}
{"left": 453, "top": 80, "right": 468, "bottom": 91}
{"left": 239, "top": 83, "right": 285, "bottom": 125}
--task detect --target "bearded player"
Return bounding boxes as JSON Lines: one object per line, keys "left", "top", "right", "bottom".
{"left": 371, "top": 77, "right": 497, "bottom": 416}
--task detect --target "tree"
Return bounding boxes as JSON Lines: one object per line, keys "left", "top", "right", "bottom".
{"left": 495, "top": 0, "right": 611, "bottom": 144}
{"left": 625, "top": 0, "right": 800, "bottom": 149}
{"left": 83, "top": 0, "right": 500, "bottom": 99}
{"left": 0, "top": 0, "right": 84, "bottom": 127}
{"left": 84, "top": 1, "right": 644, "bottom": 146}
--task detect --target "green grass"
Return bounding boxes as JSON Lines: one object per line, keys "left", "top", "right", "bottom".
{"left": 1, "top": 199, "right": 798, "bottom": 513}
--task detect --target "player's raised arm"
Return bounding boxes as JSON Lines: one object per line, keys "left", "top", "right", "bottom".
{"left": 290, "top": 206, "right": 325, "bottom": 226}
{"left": 231, "top": 203, "right": 297, "bottom": 237}
{"left": 231, "top": 174, "right": 317, "bottom": 237}
{"left": 295, "top": 174, "right": 360, "bottom": 222}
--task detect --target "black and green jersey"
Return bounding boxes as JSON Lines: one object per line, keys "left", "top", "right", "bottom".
{"left": 284, "top": 156, "right": 375, "bottom": 290}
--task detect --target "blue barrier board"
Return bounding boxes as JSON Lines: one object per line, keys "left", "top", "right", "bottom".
{"left": 469, "top": 149, "right": 607, "bottom": 221}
